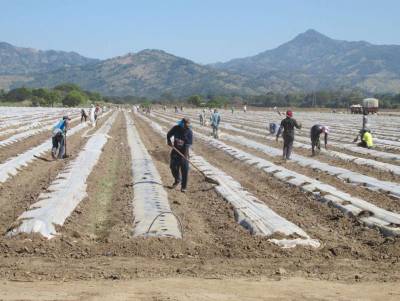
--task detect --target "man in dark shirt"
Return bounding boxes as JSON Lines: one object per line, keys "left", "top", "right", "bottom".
{"left": 310, "top": 125, "right": 329, "bottom": 156}
{"left": 276, "top": 110, "right": 302, "bottom": 160}
{"left": 167, "top": 118, "right": 193, "bottom": 193}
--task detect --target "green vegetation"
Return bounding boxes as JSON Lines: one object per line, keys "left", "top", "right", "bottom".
{"left": 245, "top": 91, "right": 400, "bottom": 109}
{"left": 179, "top": 90, "right": 400, "bottom": 109}
{"left": 0, "top": 83, "right": 104, "bottom": 107}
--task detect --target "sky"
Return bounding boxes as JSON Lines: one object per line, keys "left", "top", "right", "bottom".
{"left": 0, "top": 0, "right": 399, "bottom": 64}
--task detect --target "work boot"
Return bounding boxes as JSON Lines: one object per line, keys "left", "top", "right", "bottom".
{"left": 171, "top": 181, "right": 180, "bottom": 189}
{"left": 181, "top": 188, "right": 186, "bottom": 193}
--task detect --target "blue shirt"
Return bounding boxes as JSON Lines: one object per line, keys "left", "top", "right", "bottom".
{"left": 211, "top": 112, "right": 221, "bottom": 127}
{"left": 53, "top": 119, "right": 66, "bottom": 131}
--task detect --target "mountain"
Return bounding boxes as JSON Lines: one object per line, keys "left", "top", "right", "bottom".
{"left": 212, "top": 29, "right": 400, "bottom": 93}
{"left": 22, "top": 49, "right": 268, "bottom": 97}
{"left": 4, "top": 30, "right": 400, "bottom": 96}
{"left": 0, "top": 42, "right": 98, "bottom": 75}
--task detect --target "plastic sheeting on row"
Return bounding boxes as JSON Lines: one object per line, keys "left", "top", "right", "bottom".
{"left": 223, "top": 121, "right": 400, "bottom": 175}
{"left": 155, "top": 111, "right": 400, "bottom": 180}
{"left": 136, "top": 113, "right": 320, "bottom": 248}
{"left": 125, "top": 112, "right": 181, "bottom": 238}
{"left": 7, "top": 111, "right": 117, "bottom": 239}
{"left": 218, "top": 133, "right": 400, "bottom": 199}
{"left": 151, "top": 113, "right": 400, "bottom": 237}
{"left": 160, "top": 109, "right": 400, "bottom": 161}
{"left": 0, "top": 115, "right": 80, "bottom": 148}
{"left": 0, "top": 108, "right": 79, "bottom": 130}
{"left": 0, "top": 115, "right": 62, "bottom": 137}
{"left": 0, "top": 110, "right": 111, "bottom": 184}
{"left": 157, "top": 111, "right": 400, "bottom": 199}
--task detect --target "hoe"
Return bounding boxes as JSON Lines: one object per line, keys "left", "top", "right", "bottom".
{"left": 170, "top": 145, "right": 219, "bottom": 185}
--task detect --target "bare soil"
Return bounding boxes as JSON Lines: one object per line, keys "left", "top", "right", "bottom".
{"left": 0, "top": 112, "right": 399, "bottom": 300}
{"left": 1, "top": 277, "right": 400, "bottom": 301}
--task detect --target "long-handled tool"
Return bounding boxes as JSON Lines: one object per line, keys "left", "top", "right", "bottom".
{"left": 62, "top": 132, "right": 69, "bottom": 159}
{"left": 170, "top": 145, "right": 219, "bottom": 185}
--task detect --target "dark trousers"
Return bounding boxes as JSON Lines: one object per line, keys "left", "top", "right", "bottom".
{"left": 81, "top": 114, "right": 87, "bottom": 122}
{"left": 52, "top": 134, "right": 65, "bottom": 159}
{"left": 283, "top": 135, "right": 294, "bottom": 159}
{"left": 170, "top": 152, "right": 189, "bottom": 189}
{"left": 311, "top": 135, "right": 320, "bottom": 155}
{"left": 358, "top": 141, "right": 369, "bottom": 148}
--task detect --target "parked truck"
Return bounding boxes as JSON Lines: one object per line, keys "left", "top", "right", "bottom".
{"left": 362, "top": 98, "right": 379, "bottom": 114}
{"left": 350, "top": 98, "right": 379, "bottom": 114}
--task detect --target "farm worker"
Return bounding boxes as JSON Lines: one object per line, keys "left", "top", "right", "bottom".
{"left": 163, "top": 105, "right": 167, "bottom": 111}
{"left": 243, "top": 105, "right": 247, "bottom": 113}
{"left": 269, "top": 122, "right": 279, "bottom": 135}
{"left": 211, "top": 109, "right": 221, "bottom": 139}
{"left": 362, "top": 109, "right": 370, "bottom": 130}
{"left": 51, "top": 116, "right": 70, "bottom": 159}
{"left": 89, "top": 104, "right": 96, "bottom": 127}
{"left": 276, "top": 110, "right": 302, "bottom": 160}
{"left": 80, "top": 108, "right": 88, "bottom": 123}
{"left": 94, "top": 104, "right": 101, "bottom": 120}
{"left": 199, "top": 111, "right": 204, "bottom": 126}
{"left": 358, "top": 129, "right": 374, "bottom": 149}
{"left": 353, "top": 110, "right": 370, "bottom": 143}
{"left": 231, "top": 107, "right": 234, "bottom": 114}
{"left": 167, "top": 118, "right": 193, "bottom": 193}
{"left": 174, "top": 106, "right": 178, "bottom": 113}
{"left": 310, "top": 125, "right": 329, "bottom": 156}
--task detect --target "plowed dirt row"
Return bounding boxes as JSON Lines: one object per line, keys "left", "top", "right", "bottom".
{"left": 0, "top": 116, "right": 109, "bottom": 241}
{"left": 0, "top": 119, "right": 81, "bottom": 164}
{"left": 0, "top": 112, "right": 399, "bottom": 285}
{"left": 155, "top": 114, "right": 400, "bottom": 213}
{"left": 163, "top": 111, "right": 400, "bottom": 178}
{"left": 134, "top": 115, "right": 400, "bottom": 281}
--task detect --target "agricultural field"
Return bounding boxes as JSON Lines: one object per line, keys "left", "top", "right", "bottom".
{"left": 1, "top": 106, "right": 400, "bottom": 299}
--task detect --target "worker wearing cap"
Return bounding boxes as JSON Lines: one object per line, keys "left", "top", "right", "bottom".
{"left": 276, "top": 110, "right": 302, "bottom": 160}
{"left": 51, "top": 115, "right": 70, "bottom": 159}
{"left": 167, "top": 118, "right": 193, "bottom": 193}
{"left": 310, "top": 125, "right": 329, "bottom": 156}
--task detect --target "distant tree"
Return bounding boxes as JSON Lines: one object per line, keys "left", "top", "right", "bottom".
{"left": 85, "top": 91, "right": 102, "bottom": 102}
{"left": 62, "top": 90, "right": 86, "bottom": 107}
{"left": 32, "top": 88, "right": 49, "bottom": 99}
{"left": 54, "top": 83, "right": 82, "bottom": 94}
{"left": 207, "top": 95, "right": 228, "bottom": 108}
{"left": 5, "top": 87, "right": 32, "bottom": 102}
{"left": 187, "top": 95, "right": 202, "bottom": 106}
{"left": 45, "top": 90, "right": 62, "bottom": 107}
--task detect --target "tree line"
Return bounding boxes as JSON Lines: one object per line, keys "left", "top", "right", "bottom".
{"left": 182, "top": 91, "right": 400, "bottom": 108}
{"left": 105, "top": 90, "right": 400, "bottom": 109}
{"left": 0, "top": 84, "right": 103, "bottom": 107}
{"left": 2, "top": 85, "right": 400, "bottom": 108}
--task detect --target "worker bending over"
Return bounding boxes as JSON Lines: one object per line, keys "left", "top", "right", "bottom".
{"left": 310, "top": 125, "right": 329, "bottom": 156}
{"left": 167, "top": 118, "right": 193, "bottom": 193}
{"left": 51, "top": 115, "right": 70, "bottom": 159}
{"left": 276, "top": 110, "right": 302, "bottom": 160}
{"left": 80, "top": 108, "right": 87, "bottom": 123}
{"left": 358, "top": 129, "right": 374, "bottom": 149}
